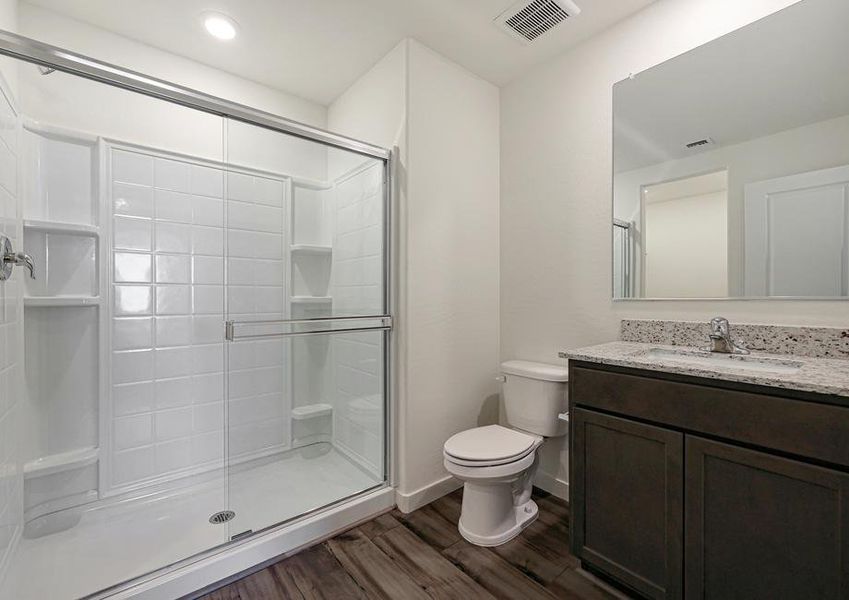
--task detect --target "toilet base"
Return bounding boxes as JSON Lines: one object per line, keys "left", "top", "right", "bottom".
{"left": 457, "top": 498, "right": 539, "bottom": 547}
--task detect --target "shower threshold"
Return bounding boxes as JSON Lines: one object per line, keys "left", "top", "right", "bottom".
{"left": 1, "top": 443, "right": 384, "bottom": 600}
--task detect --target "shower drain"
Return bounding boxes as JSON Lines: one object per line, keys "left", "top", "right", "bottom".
{"left": 209, "top": 510, "right": 236, "bottom": 524}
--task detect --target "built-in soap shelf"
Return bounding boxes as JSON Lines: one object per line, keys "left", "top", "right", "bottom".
{"left": 24, "top": 447, "right": 99, "bottom": 479}
{"left": 24, "top": 219, "right": 100, "bottom": 237}
{"left": 20, "top": 121, "right": 103, "bottom": 526}
{"left": 291, "top": 243, "right": 331, "bottom": 256}
{"left": 24, "top": 296, "right": 101, "bottom": 307}
{"left": 291, "top": 296, "right": 332, "bottom": 305}
{"left": 292, "top": 403, "right": 333, "bottom": 420}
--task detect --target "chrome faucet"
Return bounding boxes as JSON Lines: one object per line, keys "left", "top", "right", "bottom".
{"left": 0, "top": 234, "right": 35, "bottom": 280}
{"left": 706, "top": 317, "right": 748, "bottom": 354}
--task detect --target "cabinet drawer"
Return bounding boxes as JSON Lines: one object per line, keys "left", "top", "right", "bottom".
{"left": 570, "top": 363, "right": 849, "bottom": 470}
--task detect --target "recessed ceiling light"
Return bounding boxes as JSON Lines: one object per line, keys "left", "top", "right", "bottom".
{"left": 203, "top": 13, "right": 238, "bottom": 41}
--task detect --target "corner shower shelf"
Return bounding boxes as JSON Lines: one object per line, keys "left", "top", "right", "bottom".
{"left": 290, "top": 244, "right": 332, "bottom": 256}
{"left": 24, "top": 219, "right": 100, "bottom": 237}
{"left": 292, "top": 404, "right": 333, "bottom": 420}
{"left": 290, "top": 296, "right": 332, "bottom": 305}
{"left": 24, "top": 447, "right": 99, "bottom": 479}
{"left": 25, "top": 296, "right": 102, "bottom": 307}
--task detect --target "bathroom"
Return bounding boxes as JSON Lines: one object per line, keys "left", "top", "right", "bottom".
{"left": 0, "top": 0, "right": 846, "bottom": 598}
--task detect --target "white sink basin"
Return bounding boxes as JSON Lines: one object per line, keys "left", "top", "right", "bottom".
{"left": 645, "top": 348, "right": 803, "bottom": 375}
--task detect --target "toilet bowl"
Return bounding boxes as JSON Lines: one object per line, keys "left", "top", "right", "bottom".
{"left": 443, "top": 360, "right": 568, "bottom": 546}
{"left": 444, "top": 424, "right": 543, "bottom": 545}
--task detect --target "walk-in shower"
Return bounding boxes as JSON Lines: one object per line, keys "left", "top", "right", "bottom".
{"left": 0, "top": 32, "right": 392, "bottom": 600}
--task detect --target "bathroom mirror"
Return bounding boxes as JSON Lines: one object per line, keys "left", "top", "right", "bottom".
{"left": 612, "top": 0, "right": 849, "bottom": 300}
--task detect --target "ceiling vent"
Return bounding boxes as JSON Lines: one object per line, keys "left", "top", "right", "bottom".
{"left": 685, "top": 137, "right": 716, "bottom": 150}
{"left": 495, "top": 0, "right": 581, "bottom": 44}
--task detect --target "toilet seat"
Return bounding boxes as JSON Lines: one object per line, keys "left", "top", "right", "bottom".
{"left": 444, "top": 425, "right": 542, "bottom": 467}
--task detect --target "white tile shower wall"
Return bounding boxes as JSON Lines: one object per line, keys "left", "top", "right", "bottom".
{"left": 224, "top": 171, "right": 290, "bottom": 460}
{"left": 331, "top": 163, "right": 383, "bottom": 317}
{"left": 110, "top": 148, "right": 226, "bottom": 491}
{"left": 331, "top": 163, "right": 384, "bottom": 475}
{"left": 109, "top": 147, "right": 290, "bottom": 491}
{"left": 0, "top": 80, "right": 22, "bottom": 584}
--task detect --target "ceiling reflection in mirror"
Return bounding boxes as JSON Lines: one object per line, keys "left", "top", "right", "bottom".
{"left": 612, "top": 0, "right": 849, "bottom": 300}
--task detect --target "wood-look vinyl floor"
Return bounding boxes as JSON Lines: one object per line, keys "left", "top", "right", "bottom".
{"left": 199, "top": 489, "right": 623, "bottom": 600}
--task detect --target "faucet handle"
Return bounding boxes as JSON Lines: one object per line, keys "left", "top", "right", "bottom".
{"left": 710, "top": 316, "right": 730, "bottom": 336}
{"left": 0, "top": 235, "right": 36, "bottom": 280}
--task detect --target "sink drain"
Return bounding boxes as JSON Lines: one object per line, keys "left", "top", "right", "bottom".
{"left": 209, "top": 510, "right": 235, "bottom": 524}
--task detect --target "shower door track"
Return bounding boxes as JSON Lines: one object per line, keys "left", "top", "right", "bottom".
{"left": 0, "top": 30, "right": 390, "bottom": 160}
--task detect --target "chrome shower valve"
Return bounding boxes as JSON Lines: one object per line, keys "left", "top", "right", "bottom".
{"left": 0, "top": 234, "right": 35, "bottom": 280}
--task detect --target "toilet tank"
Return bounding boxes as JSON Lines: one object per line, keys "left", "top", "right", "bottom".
{"left": 501, "top": 360, "right": 568, "bottom": 437}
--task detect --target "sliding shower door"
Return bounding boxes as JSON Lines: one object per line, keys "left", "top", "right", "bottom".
{"left": 222, "top": 118, "right": 389, "bottom": 537}
{"left": 0, "top": 58, "right": 233, "bottom": 600}
{"left": 0, "top": 30, "right": 391, "bottom": 599}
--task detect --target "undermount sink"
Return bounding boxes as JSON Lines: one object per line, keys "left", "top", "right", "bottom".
{"left": 644, "top": 347, "right": 803, "bottom": 375}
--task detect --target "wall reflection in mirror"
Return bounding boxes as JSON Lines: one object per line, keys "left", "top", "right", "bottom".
{"left": 612, "top": 0, "right": 849, "bottom": 299}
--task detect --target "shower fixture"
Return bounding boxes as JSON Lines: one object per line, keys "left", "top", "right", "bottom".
{"left": 0, "top": 234, "right": 35, "bottom": 280}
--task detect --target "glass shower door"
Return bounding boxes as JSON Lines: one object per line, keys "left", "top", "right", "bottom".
{"left": 222, "top": 118, "right": 389, "bottom": 538}
{"left": 0, "top": 58, "right": 231, "bottom": 600}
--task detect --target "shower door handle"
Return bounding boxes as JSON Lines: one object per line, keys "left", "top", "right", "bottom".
{"left": 0, "top": 234, "right": 35, "bottom": 280}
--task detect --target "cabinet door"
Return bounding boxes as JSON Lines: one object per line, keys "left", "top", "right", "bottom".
{"left": 685, "top": 436, "right": 849, "bottom": 599}
{"left": 572, "top": 408, "right": 683, "bottom": 599}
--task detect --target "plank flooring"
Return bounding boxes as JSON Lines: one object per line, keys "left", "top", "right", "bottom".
{"left": 198, "top": 489, "right": 625, "bottom": 600}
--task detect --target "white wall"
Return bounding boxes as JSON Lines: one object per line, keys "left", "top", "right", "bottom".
{"left": 400, "top": 40, "right": 500, "bottom": 509}
{"left": 327, "top": 41, "right": 407, "bottom": 178}
{"left": 499, "top": 0, "right": 849, "bottom": 497}
{"left": 328, "top": 40, "right": 500, "bottom": 512}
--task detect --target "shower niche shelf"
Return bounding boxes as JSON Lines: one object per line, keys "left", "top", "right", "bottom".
{"left": 24, "top": 296, "right": 102, "bottom": 307}
{"left": 290, "top": 295, "right": 332, "bottom": 305}
{"left": 22, "top": 120, "right": 98, "bottom": 227}
{"left": 292, "top": 403, "right": 333, "bottom": 420}
{"left": 290, "top": 244, "right": 331, "bottom": 255}
{"left": 20, "top": 120, "right": 104, "bottom": 529}
{"left": 24, "top": 230, "right": 99, "bottom": 299}
{"left": 24, "top": 219, "right": 100, "bottom": 237}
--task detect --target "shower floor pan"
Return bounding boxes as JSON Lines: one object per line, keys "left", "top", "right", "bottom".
{"left": 2, "top": 443, "right": 380, "bottom": 600}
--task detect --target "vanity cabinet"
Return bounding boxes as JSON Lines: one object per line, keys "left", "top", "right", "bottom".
{"left": 685, "top": 436, "right": 849, "bottom": 599}
{"left": 571, "top": 409, "right": 683, "bottom": 599}
{"left": 569, "top": 361, "right": 849, "bottom": 600}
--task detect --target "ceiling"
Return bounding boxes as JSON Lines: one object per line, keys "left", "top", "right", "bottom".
{"left": 24, "top": 0, "right": 656, "bottom": 105}
{"left": 614, "top": 0, "right": 849, "bottom": 173}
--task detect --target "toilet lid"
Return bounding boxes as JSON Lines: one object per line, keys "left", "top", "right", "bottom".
{"left": 444, "top": 425, "right": 538, "bottom": 464}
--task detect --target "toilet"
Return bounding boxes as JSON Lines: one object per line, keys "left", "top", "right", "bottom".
{"left": 443, "top": 360, "right": 569, "bottom": 546}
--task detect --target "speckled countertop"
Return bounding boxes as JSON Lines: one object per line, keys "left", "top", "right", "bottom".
{"left": 563, "top": 341, "right": 849, "bottom": 399}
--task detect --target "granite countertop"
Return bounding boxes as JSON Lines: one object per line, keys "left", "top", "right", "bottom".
{"left": 563, "top": 341, "right": 849, "bottom": 399}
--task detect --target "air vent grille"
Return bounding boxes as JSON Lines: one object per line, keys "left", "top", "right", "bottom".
{"left": 496, "top": 0, "right": 581, "bottom": 43}
{"left": 685, "top": 137, "right": 715, "bottom": 149}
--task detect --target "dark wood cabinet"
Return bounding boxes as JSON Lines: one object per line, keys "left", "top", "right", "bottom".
{"left": 571, "top": 409, "right": 683, "bottom": 599}
{"left": 569, "top": 360, "right": 849, "bottom": 600}
{"left": 685, "top": 436, "right": 849, "bottom": 600}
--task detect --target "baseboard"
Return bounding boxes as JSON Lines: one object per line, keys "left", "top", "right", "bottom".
{"left": 395, "top": 474, "right": 461, "bottom": 513}
{"left": 533, "top": 471, "right": 569, "bottom": 501}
